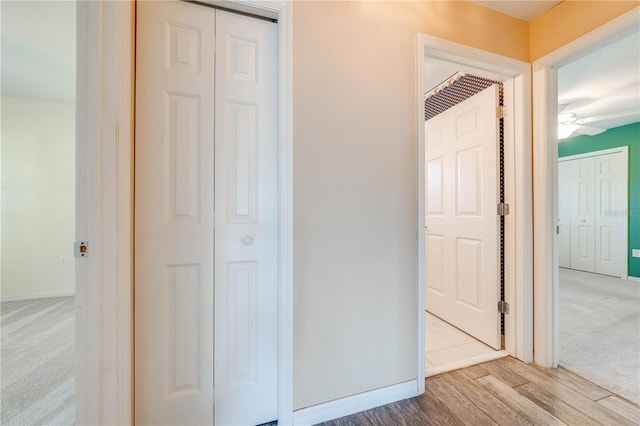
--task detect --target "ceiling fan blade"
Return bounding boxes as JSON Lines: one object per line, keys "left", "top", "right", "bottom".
{"left": 574, "top": 125, "right": 606, "bottom": 136}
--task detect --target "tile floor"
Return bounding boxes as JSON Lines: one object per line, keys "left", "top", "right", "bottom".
{"left": 425, "top": 311, "right": 499, "bottom": 375}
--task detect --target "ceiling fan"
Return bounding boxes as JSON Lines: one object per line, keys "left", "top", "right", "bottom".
{"left": 557, "top": 105, "right": 607, "bottom": 140}
{"left": 557, "top": 105, "right": 640, "bottom": 140}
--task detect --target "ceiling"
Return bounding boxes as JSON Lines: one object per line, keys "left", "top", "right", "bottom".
{"left": 474, "top": 0, "right": 562, "bottom": 22}
{"left": 558, "top": 31, "right": 640, "bottom": 134}
{"left": 1, "top": 1, "right": 76, "bottom": 102}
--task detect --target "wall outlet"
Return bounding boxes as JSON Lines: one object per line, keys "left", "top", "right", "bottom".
{"left": 632, "top": 249, "right": 640, "bottom": 258}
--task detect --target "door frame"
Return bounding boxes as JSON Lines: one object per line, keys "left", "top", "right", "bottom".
{"left": 416, "top": 34, "right": 533, "bottom": 390}
{"left": 79, "top": 0, "right": 293, "bottom": 424}
{"left": 533, "top": 8, "right": 639, "bottom": 367}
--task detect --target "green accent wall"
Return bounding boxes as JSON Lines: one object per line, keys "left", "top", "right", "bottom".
{"left": 558, "top": 122, "right": 640, "bottom": 278}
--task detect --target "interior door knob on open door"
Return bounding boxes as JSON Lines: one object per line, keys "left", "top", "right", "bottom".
{"left": 242, "top": 235, "right": 254, "bottom": 245}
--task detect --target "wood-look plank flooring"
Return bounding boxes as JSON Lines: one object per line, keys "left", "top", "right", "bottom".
{"left": 319, "top": 357, "right": 640, "bottom": 426}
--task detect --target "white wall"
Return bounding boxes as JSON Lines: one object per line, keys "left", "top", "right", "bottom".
{"left": 1, "top": 96, "right": 75, "bottom": 300}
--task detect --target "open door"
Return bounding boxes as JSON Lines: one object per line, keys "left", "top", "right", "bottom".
{"left": 424, "top": 85, "right": 501, "bottom": 350}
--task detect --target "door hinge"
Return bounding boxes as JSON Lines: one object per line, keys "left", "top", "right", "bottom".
{"left": 496, "top": 106, "right": 505, "bottom": 119}
{"left": 498, "top": 300, "right": 509, "bottom": 314}
{"left": 74, "top": 241, "right": 89, "bottom": 258}
{"left": 497, "top": 203, "right": 510, "bottom": 216}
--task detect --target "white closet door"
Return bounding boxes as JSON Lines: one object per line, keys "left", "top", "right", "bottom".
{"left": 135, "top": 3, "right": 278, "bottom": 425}
{"left": 425, "top": 85, "right": 501, "bottom": 350}
{"left": 558, "top": 161, "right": 572, "bottom": 268}
{"left": 214, "top": 10, "right": 278, "bottom": 426}
{"left": 135, "top": 2, "right": 215, "bottom": 424}
{"left": 570, "top": 157, "right": 596, "bottom": 272}
{"left": 595, "top": 151, "right": 628, "bottom": 278}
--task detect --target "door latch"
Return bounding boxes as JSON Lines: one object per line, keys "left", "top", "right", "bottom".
{"left": 74, "top": 241, "right": 89, "bottom": 258}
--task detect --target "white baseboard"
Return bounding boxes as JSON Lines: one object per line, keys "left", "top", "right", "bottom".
{"left": 628, "top": 276, "right": 640, "bottom": 283}
{"left": 292, "top": 379, "right": 419, "bottom": 426}
{"left": 1, "top": 291, "right": 75, "bottom": 302}
{"left": 425, "top": 350, "right": 509, "bottom": 378}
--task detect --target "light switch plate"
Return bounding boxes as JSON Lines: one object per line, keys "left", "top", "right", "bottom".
{"left": 632, "top": 249, "right": 640, "bottom": 258}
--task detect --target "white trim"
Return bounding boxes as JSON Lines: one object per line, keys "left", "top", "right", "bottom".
{"left": 558, "top": 146, "right": 629, "bottom": 162}
{"left": 425, "top": 350, "right": 509, "bottom": 377}
{"left": 628, "top": 276, "right": 640, "bottom": 282}
{"left": 417, "top": 34, "right": 533, "bottom": 381}
{"left": 76, "top": 1, "right": 133, "bottom": 424}
{"left": 292, "top": 380, "right": 420, "bottom": 426}
{"left": 1, "top": 292, "right": 76, "bottom": 302}
{"left": 416, "top": 36, "right": 426, "bottom": 394}
{"left": 532, "top": 6, "right": 640, "bottom": 368}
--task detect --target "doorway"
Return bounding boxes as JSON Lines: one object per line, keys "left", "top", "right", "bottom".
{"left": 134, "top": 2, "right": 280, "bottom": 424}
{"left": 554, "top": 31, "right": 639, "bottom": 403}
{"left": 532, "top": 7, "right": 639, "bottom": 372}
{"left": 417, "top": 35, "right": 533, "bottom": 384}
{"left": 1, "top": 2, "right": 77, "bottom": 424}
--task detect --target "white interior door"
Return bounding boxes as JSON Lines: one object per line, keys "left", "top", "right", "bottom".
{"left": 570, "top": 157, "right": 596, "bottom": 272}
{"left": 424, "top": 85, "right": 501, "bottom": 350}
{"left": 135, "top": 2, "right": 278, "bottom": 425}
{"left": 213, "top": 9, "right": 278, "bottom": 426}
{"left": 558, "top": 161, "right": 571, "bottom": 268}
{"left": 594, "top": 151, "right": 628, "bottom": 277}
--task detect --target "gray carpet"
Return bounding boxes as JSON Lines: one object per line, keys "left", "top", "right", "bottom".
{"left": 560, "top": 268, "right": 640, "bottom": 404}
{"left": 1, "top": 296, "right": 75, "bottom": 425}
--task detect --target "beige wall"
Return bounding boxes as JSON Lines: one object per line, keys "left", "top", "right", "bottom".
{"left": 530, "top": 1, "right": 639, "bottom": 61}
{"left": 292, "top": 0, "right": 529, "bottom": 410}
{"left": 1, "top": 97, "right": 75, "bottom": 300}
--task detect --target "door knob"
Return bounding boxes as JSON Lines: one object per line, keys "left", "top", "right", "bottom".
{"left": 242, "top": 236, "right": 254, "bottom": 245}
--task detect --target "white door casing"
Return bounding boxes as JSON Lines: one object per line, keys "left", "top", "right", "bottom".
{"left": 214, "top": 9, "right": 279, "bottom": 426}
{"left": 425, "top": 85, "right": 501, "bottom": 350}
{"left": 558, "top": 161, "right": 571, "bottom": 268}
{"left": 135, "top": 2, "right": 278, "bottom": 425}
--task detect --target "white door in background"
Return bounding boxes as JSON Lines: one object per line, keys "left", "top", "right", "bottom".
{"left": 135, "top": 2, "right": 278, "bottom": 425}
{"left": 424, "top": 85, "right": 501, "bottom": 350}
{"left": 594, "top": 151, "right": 628, "bottom": 277}
{"left": 570, "top": 157, "right": 596, "bottom": 272}
{"left": 558, "top": 161, "right": 572, "bottom": 268}
{"left": 559, "top": 147, "right": 628, "bottom": 278}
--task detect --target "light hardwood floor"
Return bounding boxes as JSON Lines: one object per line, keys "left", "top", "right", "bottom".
{"left": 320, "top": 356, "right": 640, "bottom": 426}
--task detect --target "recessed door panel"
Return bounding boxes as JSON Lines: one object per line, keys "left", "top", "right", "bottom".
{"left": 426, "top": 158, "right": 444, "bottom": 216}
{"left": 425, "top": 233, "right": 445, "bottom": 294}
{"left": 456, "top": 147, "right": 481, "bottom": 216}
{"left": 166, "top": 94, "right": 201, "bottom": 222}
{"left": 456, "top": 238, "right": 482, "bottom": 309}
